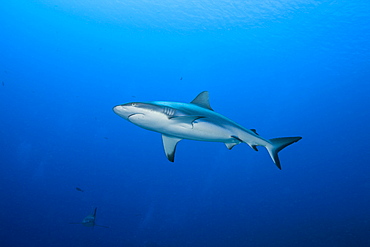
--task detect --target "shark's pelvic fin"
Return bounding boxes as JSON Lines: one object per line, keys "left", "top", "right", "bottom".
{"left": 225, "top": 135, "right": 244, "bottom": 150}
{"left": 231, "top": 135, "right": 243, "bottom": 142}
{"left": 225, "top": 142, "right": 239, "bottom": 150}
{"left": 266, "top": 137, "right": 302, "bottom": 169}
{"left": 162, "top": 135, "right": 182, "bottom": 162}
{"left": 190, "top": 91, "right": 214, "bottom": 111}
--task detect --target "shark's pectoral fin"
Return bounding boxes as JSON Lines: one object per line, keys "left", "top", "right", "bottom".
{"left": 162, "top": 135, "right": 182, "bottom": 162}
{"left": 169, "top": 116, "right": 204, "bottom": 128}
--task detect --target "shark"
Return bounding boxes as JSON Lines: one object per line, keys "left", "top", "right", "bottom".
{"left": 113, "top": 91, "right": 301, "bottom": 169}
{"left": 70, "top": 207, "right": 109, "bottom": 228}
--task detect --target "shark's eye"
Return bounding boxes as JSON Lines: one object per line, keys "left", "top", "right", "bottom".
{"left": 131, "top": 103, "right": 137, "bottom": 107}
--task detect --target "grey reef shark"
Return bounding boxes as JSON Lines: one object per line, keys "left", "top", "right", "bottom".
{"left": 70, "top": 207, "right": 109, "bottom": 228}
{"left": 113, "top": 91, "right": 301, "bottom": 169}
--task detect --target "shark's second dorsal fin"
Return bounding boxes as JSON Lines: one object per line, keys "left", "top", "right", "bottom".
{"left": 251, "top": 129, "right": 259, "bottom": 135}
{"left": 190, "top": 91, "right": 213, "bottom": 111}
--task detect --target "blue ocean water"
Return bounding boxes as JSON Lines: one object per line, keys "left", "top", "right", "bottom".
{"left": 0, "top": 0, "right": 369, "bottom": 246}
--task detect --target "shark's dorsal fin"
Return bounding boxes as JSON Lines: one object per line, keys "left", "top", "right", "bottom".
{"left": 190, "top": 91, "right": 213, "bottom": 111}
{"left": 162, "top": 135, "right": 182, "bottom": 162}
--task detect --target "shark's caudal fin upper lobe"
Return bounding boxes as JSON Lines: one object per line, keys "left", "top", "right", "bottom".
{"left": 265, "top": 137, "right": 302, "bottom": 169}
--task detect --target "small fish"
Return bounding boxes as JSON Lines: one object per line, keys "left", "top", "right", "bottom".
{"left": 75, "top": 187, "right": 84, "bottom": 192}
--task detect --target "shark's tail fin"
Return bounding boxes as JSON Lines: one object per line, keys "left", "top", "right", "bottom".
{"left": 265, "top": 137, "right": 302, "bottom": 169}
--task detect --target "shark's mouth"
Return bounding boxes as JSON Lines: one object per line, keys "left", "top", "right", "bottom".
{"left": 127, "top": 113, "right": 145, "bottom": 122}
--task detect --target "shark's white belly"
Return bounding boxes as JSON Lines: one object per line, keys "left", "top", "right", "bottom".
{"left": 129, "top": 113, "right": 240, "bottom": 143}
{"left": 166, "top": 121, "right": 235, "bottom": 142}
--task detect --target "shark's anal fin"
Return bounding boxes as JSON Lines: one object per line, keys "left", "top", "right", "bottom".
{"left": 251, "top": 145, "right": 258, "bottom": 151}
{"left": 162, "top": 135, "right": 182, "bottom": 162}
{"left": 231, "top": 135, "right": 258, "bottom": 151}
{"left": 190, "top": 91, "right": 214, "bottom": 111}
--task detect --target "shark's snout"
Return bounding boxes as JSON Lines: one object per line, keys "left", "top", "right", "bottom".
{"left": 113, "top": 105, "right": 130, "bottom": 119}
{"left": 112, "top": 105, "right": 121, "bottom": 114}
